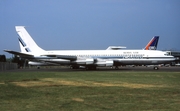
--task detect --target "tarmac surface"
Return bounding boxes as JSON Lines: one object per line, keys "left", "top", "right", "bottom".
{"left": 1, "top": 66, "right": 180, "bottom": 73}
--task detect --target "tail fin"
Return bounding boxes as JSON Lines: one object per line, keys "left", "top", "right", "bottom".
{"left": 15, "top": 26, "right": 45, "bottom": 53}
{"left": 144, "top": 36, "right": 159, "bottom": 50}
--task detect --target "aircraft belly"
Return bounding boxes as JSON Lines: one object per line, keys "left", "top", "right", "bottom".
{"left": 116, "top": 59, "right": 161, "bottom": 65}
{"left": 115, "top": 58, "right": 174, "bottom": 65}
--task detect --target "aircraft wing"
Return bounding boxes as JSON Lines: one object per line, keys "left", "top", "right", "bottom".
{"left": 4, "top": 49, "right": 34, "bottom": 57}
{"left": 43, "top": 54, "right": 77, "bottom": 60}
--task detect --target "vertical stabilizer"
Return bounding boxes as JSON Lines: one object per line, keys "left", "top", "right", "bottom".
{"left": 19, "top": 41, "right": 26, "bottom": 53}
{"left": 15, "top": 26, "right": 45, "bottom": 53}
{"left": 144, "top": 36, "right": 159, "bottom": 50}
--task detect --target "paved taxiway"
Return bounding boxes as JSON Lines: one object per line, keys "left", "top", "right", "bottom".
{"left": 1, "top": 66, "right": 180, "bottom": 73}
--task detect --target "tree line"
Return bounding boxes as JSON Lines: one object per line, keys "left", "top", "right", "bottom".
{"left": 0, "top": 55, "right": 27, "bottom": 68}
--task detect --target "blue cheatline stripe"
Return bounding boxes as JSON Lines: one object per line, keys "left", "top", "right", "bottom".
{"left": 25, "top": 48, "right": 31, "bottom": 52}
{"left": 97, "top": 56, "right": 124, "bottom": 59}
{"left": 18, "top": 37, "right": 26, "bottom": 47}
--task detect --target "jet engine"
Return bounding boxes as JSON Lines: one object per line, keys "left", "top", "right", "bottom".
{"left": 95, "top": 60, "right": 114, "bottom": 66}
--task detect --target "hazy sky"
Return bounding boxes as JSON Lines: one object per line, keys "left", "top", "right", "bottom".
{"left": 0, "top": 0, "right": 180, "bottom": 57}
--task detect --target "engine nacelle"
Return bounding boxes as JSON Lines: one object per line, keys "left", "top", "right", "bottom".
{"left": 73, "top": 58, "right": 94, "bottom": 65}
{"left": 96, "top": 60, "right": 114, "bottom": 66}
{"left": 28, "top": 61, "right": 59, "bottom": 66}
{"left": 85, "top": 58, "right": 94, "bottom": 64}
{"left": 106, "top": 60, "right": 114, "bottom": 66}
{"left": 28, "top": 61, "right": 47, "bottom": 66}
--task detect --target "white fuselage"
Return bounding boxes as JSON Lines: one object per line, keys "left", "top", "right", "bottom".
{"left": 28, "top": 49, "right": 175, "bottom": 66}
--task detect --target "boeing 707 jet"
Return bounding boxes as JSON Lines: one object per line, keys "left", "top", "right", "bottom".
{"left": 4, "top": 26, "right": 175, "bottom": 70}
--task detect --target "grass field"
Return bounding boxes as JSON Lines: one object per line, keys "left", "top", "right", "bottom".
{"left": 0, "top": 70, "right": 180, "bottom": 111}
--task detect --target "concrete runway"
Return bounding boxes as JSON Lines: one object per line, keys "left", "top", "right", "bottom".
{"left": 1, "top": 66, "right": 180, "bottom": 73}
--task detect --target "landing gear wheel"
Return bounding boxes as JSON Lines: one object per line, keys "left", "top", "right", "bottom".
{"left": 153, "top": 66, "right": 159, "bottom": 70}
{"left": 115, "top": 66, "right": 119, "bottom": 69}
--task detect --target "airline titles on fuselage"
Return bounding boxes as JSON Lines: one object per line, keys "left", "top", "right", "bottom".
{"left": 123, "top": 51, "right": 144, "bottom": 59}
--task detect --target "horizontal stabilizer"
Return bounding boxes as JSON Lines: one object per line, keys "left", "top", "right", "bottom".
{"left": 4, "top": 49, "right": 33, "bottom": 57}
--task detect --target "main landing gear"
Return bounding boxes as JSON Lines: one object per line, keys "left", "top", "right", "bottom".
{"left": 153, "top": 66, "right": 159, "bottom": 70}
{"left": 70, "top": 65, "right": 97, "bottom": 70}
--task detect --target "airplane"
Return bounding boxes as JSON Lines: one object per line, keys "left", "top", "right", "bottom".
{"left": 4, "top": 26, "right": 175, "bottom": 70}
{"left": 28, "top": 36, "right": 159, "bottom": 67}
